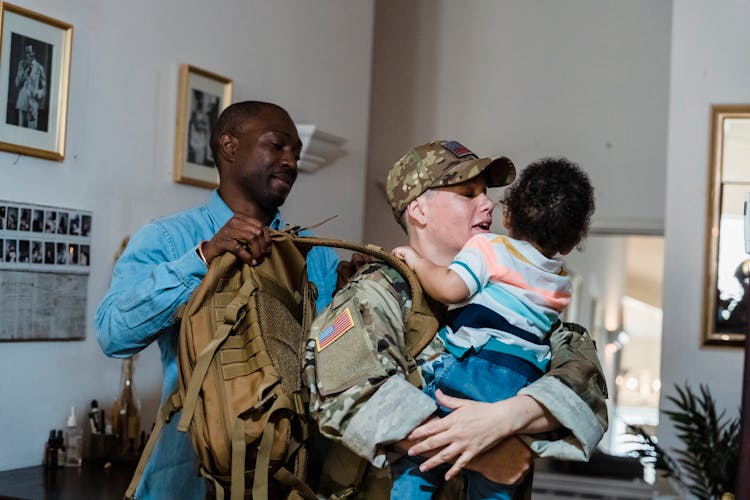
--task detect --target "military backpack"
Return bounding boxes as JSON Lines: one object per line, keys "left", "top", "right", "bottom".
{"left": 125, "top": 229, "right": 438, "bottom": 500}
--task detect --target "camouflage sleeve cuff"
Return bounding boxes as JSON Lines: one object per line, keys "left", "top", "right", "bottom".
{"left": 518, "top": 376, "right": 603, "bottom": 460}
{"left": 341, "top": 377, "right": 436, "bottom": 468}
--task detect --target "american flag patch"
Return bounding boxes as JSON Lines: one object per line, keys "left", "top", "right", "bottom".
{"left": 316, "top": 308, "right": 355, "bottom": 351}
{"left": 441, "top": 140, "right": 474, "bottom": 158}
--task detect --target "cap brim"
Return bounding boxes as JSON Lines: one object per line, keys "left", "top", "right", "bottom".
{"left": 482, "top": 156, "right": 516, "bottom": 187}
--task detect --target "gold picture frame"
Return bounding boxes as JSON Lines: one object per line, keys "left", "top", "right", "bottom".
{"left": 0, "top": 3, "right": 72, "bottom": 161}
{"left": 702, "top": 104, "right": 750, "bottom": 346}
{"left": 173, "top": 64, "right": 232, "bottom": 188}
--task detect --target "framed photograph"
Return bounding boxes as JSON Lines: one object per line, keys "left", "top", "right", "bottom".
{"left": 173, "top": 64, "right": 232, "bottom": 188}
{"left": 0, "top": 4, "right": 72, "bottom": 161}
{"left": 702, "top": 104, "right": 750, "bottom": 346}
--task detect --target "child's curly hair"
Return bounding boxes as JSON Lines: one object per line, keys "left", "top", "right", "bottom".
{"left": 503, "top": 158, "right": 595, "bottom": 255}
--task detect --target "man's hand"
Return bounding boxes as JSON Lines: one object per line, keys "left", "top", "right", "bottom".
{"left": 335, "top": 252, "right": 372, "bottom": 291}
{"left": 201, "top": 213, "right": 271, "bottom": 266}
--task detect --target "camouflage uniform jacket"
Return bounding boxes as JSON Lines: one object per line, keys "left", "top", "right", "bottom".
{"left": 304, "top": 262, "right": 608, "bottom": 469}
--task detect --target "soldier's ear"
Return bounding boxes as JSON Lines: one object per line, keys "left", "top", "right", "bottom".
{"left": 219, "top": 133, "right": 238, "bottom": 162}
{"left": 405, "top": 196, "right": 429, "bottom": 227}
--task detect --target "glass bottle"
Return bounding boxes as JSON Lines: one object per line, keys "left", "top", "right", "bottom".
{"left": 115, "top": 357, "right": 141, "bottom": 454}
{"left": 64, "top": 406, "right": 83, "bottom": 467}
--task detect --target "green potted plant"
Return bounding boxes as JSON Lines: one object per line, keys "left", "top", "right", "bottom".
{"left": 628, "top": 383, "right": 739, "bottom": 499}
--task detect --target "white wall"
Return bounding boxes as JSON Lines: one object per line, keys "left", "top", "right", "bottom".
{"left": 0, "top": 0, "right": 374, "bottom": 470}
{"left": 365, "top": 0, "right": 672, "bottom": 250}
{"left": 659, "top": 0, "right": 748, "bottom": 455}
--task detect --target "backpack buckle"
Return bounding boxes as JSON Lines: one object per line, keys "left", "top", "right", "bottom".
{"left": 251, "top": 393, "right": 278, "bottom": 414}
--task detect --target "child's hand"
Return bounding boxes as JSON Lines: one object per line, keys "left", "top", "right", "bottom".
{"left": 392, "top": 245, "right": 420, "bottom": 269}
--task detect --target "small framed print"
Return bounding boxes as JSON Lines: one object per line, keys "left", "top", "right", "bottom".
{"left": 0, "top": 3, "right": 72, "bottom": 161}
{"left": 0, "top": 200, "right": 92, "bottom": 341}
{"left": 173, "top": 64, "right": 232, "bottom": 188}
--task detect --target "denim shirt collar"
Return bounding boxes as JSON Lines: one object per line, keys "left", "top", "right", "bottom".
{"left": 206, "top": 189, "right": 283, "bottom": 231}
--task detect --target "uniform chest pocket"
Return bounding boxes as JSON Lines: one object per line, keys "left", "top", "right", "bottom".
{"left": 313, "top": 300, "right": 387, "bottom": 396}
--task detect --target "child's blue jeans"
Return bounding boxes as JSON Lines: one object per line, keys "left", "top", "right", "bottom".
{"left": 390, "top": 349, "right": 541, "bottom": 499}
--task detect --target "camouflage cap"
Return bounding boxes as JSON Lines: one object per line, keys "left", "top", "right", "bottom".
{"left": 385, "top": 140, "right": 516, "bottom": 221}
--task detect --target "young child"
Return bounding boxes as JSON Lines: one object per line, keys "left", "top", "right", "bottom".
{"left": 391, "top": 157, "right": 595, "bottom": 499}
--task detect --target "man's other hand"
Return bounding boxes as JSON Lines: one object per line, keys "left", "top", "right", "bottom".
{"left": 335, "top": 252, "right": 373, "bottom": 291}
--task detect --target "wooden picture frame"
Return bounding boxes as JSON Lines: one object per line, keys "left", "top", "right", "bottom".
{"left": 0, "top": 3, "right": 72, "bottom": 161}
{"left": 702, "top": 104, "right": 750, "bottom": 346}
{"left": 173, "top": 64, "right": 232, "bottom": 188}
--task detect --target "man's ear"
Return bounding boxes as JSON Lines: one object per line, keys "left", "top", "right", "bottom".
{"left": 405, "top": 196, "right": 429, "bottom": 227}
{"left": 218, "top": 133, "right": 237, "bottom": 162}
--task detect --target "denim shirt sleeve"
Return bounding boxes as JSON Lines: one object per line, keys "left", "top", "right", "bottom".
{"left": 95, "top": 221, "right": 207, "bottom": 358}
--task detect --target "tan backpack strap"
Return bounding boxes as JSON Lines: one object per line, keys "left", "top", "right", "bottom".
{"left": 124, "top": 392, "right": 182, "bottom": 499}
{"left": 248, "top": 393, "right": 298, "bottom": 499}
{"left": 230, "top": 418, "right": 247, "bottom": 500}
{"left": 250, "top": 419, "right": 276, "bottom": 500}
{"left": 292, "top": 236, "right": 439, "bottom": 356}
{"left": 200, "top": 467, "right": 226, "bottom": 500}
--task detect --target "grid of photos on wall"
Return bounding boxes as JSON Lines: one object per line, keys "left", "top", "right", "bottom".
{"left": 0, "top": 200, "right": 91, "bottom": 273}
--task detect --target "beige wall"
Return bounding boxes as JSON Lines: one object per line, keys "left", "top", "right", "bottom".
{"left": 365, "top": 0, "right": 672, "bottom": 250}
{"left": 659, "top": 0, "right": 747, "bottom": 454}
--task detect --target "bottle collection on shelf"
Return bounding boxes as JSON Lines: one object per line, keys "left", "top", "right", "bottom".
{"left": 43, "top": 358, "right": 145, "bottom": 468}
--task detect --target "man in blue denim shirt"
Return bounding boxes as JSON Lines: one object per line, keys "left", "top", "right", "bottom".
{"left": 96, "top": 101, "right": 339, "bottom": 499}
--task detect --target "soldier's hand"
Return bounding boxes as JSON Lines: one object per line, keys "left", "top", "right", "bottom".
{"left": 406, "top": 390, "right": 536, "bottom": 480}
{"left": 335, "top": 252, "right": 372, "bottom": 291}
{"left": 399, "top": 413, "right": 532, "bottom": 485}
{"left": 202, "top": 213, "right": 271, "bottom": 266}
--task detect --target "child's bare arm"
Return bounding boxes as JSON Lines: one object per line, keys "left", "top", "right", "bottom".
{"left": 392, "top": 246, "right": 470, "bottom": 304}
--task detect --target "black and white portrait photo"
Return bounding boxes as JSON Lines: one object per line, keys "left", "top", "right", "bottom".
{"left": 173, "top": 65, "right": 231, "bottom": 188}
{"left": 6, "top": 207, "right": 18, "bottom": 231}
{"left": 44, "top": 210, "right": 57, "bottom": 233}
{"left": 19, "top": 208, "right": 30, "bottom": 231}
{"left": 81, "top": 214, "right": 91, "bottom": 237}
{"left": 0, "top": 4, "right": 73, "bottom": 161}
{"left": 5, "top": 33, "right": 52, "bottom": 132}
{"left": 79, "top": 244, "right": 89, "bottom": 266}
{"left": 55, "top": 241, "right": 67, "bottom": 264}
{"left": 31, "top": 209, "right": 43, "bottom": 232}
{"left": 187, "top": 89, "right": 219, "bottom": 167}
{"left": 31, "top": 240, "right": 42, "bottom": 263}
{"left": 18, "top": 240, "right": 29, "bottom": 263}
{"left": 69, "top": 213, "right": 80, "bottom": 235}
{"left": 5, "top": 240, "right": 17, "bottom": 263}
{"left": 43, "top": 241, "right": 54, "bottom": 264}
{"left": 57, "top": 211, "right": 68, "bottom": 235}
